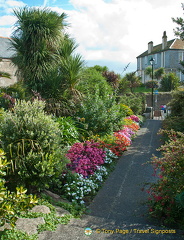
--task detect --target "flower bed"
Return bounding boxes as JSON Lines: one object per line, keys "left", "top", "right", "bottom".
{"left": 62, "top": 115, "right": 141, "bottom": 205}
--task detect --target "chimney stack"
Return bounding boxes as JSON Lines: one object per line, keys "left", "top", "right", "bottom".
{"left": 148, "top": 41, "right": 153, "bottom": 54}
{"left": 162, "top": 31, "right": 167, "bottom": 49}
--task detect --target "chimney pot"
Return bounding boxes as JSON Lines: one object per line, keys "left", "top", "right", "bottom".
{"left": 162, "top": 31, "right": 167, "bottom": 49}
{"left": 148, "top": 41, "right": 153, "bottom": 54}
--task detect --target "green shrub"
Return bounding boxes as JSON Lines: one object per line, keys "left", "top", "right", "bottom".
{"left": 0, "top": 100, "right": 68, "bottom": 191}
{"left": 162, "top": 116, "right": 184, "bottom": 133}
{"left": 75, "top": 93, "right": 125, "bottom": 137}
{"left": 118, "top": 93, "right": 145, "bottom": 115}
{"left": 147, "top": 130, "right": 184, "bottom": 228}
{"left": 0, "top": 149, "right": 38, "bottom": 226}
{"left": 56, "top": 116, "right": 79, "bottom": 145}
{"left": 78, "top": 67, "right": 113, "bottom": 97}
{"left": 168, "top": 91, "right": 184, "bottom": 116}
{"left": 159, "top": 73, "right": 180, "bottom": 92}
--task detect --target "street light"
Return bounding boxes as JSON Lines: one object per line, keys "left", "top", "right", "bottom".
{"left": 150, "top": 57, "right": 154, "bottom": 119}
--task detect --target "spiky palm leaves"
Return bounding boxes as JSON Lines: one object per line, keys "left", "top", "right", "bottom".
{"left": 11, "top": 7, "right": 67, "bottom": 92}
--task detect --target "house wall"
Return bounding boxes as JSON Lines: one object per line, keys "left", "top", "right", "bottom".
{"left": 137, "top": 49, "right": 184, "bottom": 82}
{"left": 0, "top": 59, "right": 18, "bottom": 87}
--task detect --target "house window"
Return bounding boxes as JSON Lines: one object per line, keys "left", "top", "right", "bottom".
{"left": 139, "top": 58, "right": 142, "bottom": 70}
{"left": 161, "top": 52, "right": 165, "bottom": 67}
{"left": 179, "top": 52, "right": 184, "bottom": 62}
{"left": 154, "top": 54, "right": 157, "bottom": 64}
{"left": 144, "top": 56, "right": 147, "bottom": 66}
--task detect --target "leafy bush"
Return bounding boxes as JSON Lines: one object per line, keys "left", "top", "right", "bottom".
{"left": 147, "top": 130, "right": 184, "bottom": 228}
{"left": 0, "top": 81, "right": 29, "bottom": 110}
{"left": 119, "top": 93, "right": 145, "bottom": 115}
{"left": 0, "top": 100, "right": 68, "bottom": 190}
{"left": 56, "top": 117, "right": 79, "bottom": 145}
{"left": 119, "top": 104, "right": 133, "bottom": 116}
{"left": 0, "top": 149, "right": 38, "bottom": 226}
{"left": 145, "top": 80, "right": 159, "bottom": 89}
{"left": 159, "top": 73, "right": 180, "bottom": 92}
{"left": 162, "top": 116, "right": 184, "bottom": 133}
{"left": 168, "top": 91, "right": 184, "bottom": 116}
{"left": 75, "top": 93, "right": 125, "bottom": 137}
{"left": 77, "top": 67, "right": 113, "bottom": 97}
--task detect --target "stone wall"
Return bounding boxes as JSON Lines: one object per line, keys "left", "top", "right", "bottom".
{"left": 0, "top": 59, "right": 18, "bottom": 87}
{"left": 144, "top": 92, "right": 172, "bottom": 110}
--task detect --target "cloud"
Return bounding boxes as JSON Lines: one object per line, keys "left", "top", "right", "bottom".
{"left": 0, "top": 26, "right": 14, "bottom": 36}
{"left": 64, "top": 0, "right": 182, "bottom": 69}
{"left": 6, "top": 0, "right": 25, "bottom": 7}
{"left": 0, "top": 15, "right": 16, "bottom": 26}
{"left": 0, "top": 0, "right": 26, "bottom": 14}
{"left": 0, "top": 0, "right": 183, "bottom": 73}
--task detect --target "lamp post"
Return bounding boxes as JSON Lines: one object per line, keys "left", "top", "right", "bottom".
{"left": 150, "top": 57, "right": 154, "bottom": 119}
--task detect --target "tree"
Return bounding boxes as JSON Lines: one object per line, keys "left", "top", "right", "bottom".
{"left": 77, "top": 67, "right": 113, "bottom": 97}
{"left": 123, "top": 72, "right": 141, "bottom": 93}
{"left": 145, "top": 67, "right": 165, "bottom": 80}
{"left": 102, "top": 70, "right": 120, "bottom": 90}
{"left": 154, "top": 68, "right": 165, "bottom": 80}
{"left": 145, "top": 67, "right": 152, "bottom": 79}
{"left": 91, "top": 65, "right": 108, "bottom": 73}
{"left": 172, "top": 3, "right": 184, "bottom": 40}
{"left": 160, "top": 73, "right": 180, "bottom": 91}
{"left": 172, "top": 5, "right": 184, "bottom": 74}
{"left": 11, "top": 7, "right": 67, "bottom": 93}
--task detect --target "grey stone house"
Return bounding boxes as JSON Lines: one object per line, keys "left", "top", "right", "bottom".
{"left": 137, "top": 31, "right": 184, "bottom": 83}
{"left": 0, "top": 36, "right": 18, "bottom": 87}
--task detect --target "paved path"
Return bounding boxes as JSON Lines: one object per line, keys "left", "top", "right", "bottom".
{"left": 39, "top": 120, "right": 184, "bottom": 240}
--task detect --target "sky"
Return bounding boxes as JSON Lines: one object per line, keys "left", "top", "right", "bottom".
{"left": 0, "top": 0, "right": 183, "bottom": 75}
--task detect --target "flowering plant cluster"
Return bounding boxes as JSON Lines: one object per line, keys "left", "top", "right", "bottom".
{"left": 98, "top": 118, "right": 140, "bottom": 156}
{"left": 147, "top": 129, "right": 184, "bottom": 228}
{"left": 64, "top": 115, "right": 141, "bottom": 205}
{"left": 126, "top": 115, "right": 140, "bottom": 123}
{"left": 66, "top": 140, "right": 106, "bottom": 177}
{"left": 63, "top": 149, "right": 117, "bottom": 204}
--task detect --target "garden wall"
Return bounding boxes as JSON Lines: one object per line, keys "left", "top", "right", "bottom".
{"left": 0, "top": 59, "right": 18, "bottom": 87}
{"left": 144, "top": 92, "right": 172, "bottom": 110}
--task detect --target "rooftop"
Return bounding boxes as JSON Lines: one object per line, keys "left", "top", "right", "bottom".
{"left": 0, "top": 36, "right": 16, "bottom": 59}
{"left": 137, "top": 38, "right": 184, "bottom": 58}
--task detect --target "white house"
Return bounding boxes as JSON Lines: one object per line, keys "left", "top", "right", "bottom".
{"left": 137, "top": 31, "right": 184, "bottom": 83}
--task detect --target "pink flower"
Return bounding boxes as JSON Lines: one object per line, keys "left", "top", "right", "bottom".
{"left": 66, "top": 140, "right": 106, "bottom": 177}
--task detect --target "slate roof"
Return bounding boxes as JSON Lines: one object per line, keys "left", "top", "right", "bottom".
{"left": 0, "top": 36, "right": 16, "bottom": 59}
{"left": 137, "top": 38, "right": 184, "bottom": 58}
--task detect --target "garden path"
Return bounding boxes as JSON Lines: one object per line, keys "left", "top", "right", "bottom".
{"left": 38, "top": 120, "right": 184, "bottom": 240}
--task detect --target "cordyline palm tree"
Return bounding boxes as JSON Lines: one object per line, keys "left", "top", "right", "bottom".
{"left": 123, "top": 71, "right": 141, "bottom": 93}
{"left": 58, "top": 35, "right": 85, "bottom": 100}
{"left": 11, "top": 7, "right": 67, "bottom": 93}
{"left": 60, "top": 53, "right": 85, "bottom": 101}
{"left": 40, "top": 35, "right": 85, "bottom": 100}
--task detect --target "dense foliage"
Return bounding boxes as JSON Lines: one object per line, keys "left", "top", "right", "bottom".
{"left": 11, "top": 7, "right": 67, "bottom": 93}
{"left": 168, "top": 90, "right": 184, "bottom": 116}
{"left": 159, "top": 73, "right": 180, "bottom": 92}
{"left": 0, "top": 100, "right": 68, "bottom": 190}
{"left": 147, "top": 130, "right": 184, "bottom": 228}
{"left": 0, "top": 149, "right": 38, "bottom": 226}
